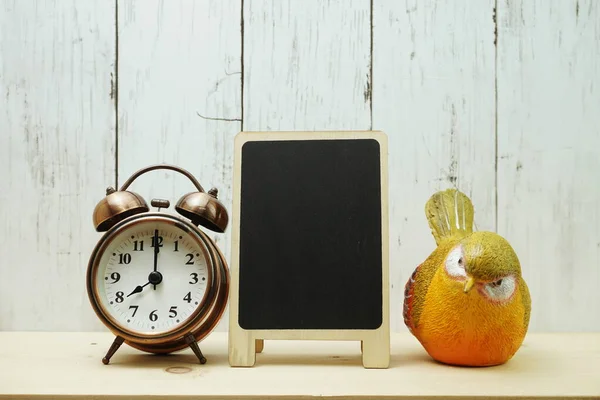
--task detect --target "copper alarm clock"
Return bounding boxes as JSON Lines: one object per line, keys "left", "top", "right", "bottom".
{"left": 86, "top": 164, "right": 229, "bottom": 365}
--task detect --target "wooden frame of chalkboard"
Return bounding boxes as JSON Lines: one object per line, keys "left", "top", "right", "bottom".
{"left": 228, "top": 130, "right": 390, "bottom": 368}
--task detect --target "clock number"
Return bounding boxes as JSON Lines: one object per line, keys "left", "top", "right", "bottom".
{"left": 169, "top": 306, "right": 178, "bottom": 318}
{"left": 189, "top": 273, "right": 198, "bottom": 284}
{"left": 149, "top": 310, "right": 158, "bottom": 322}
{"left": 183, "top": 292, "right": 192, "bottom": 303}
{"left": 151, "top": 236, "right": 163, "bottom": 248}
{"left": 129, "top": 305, "right": 138, "bottom": 317}
{"left": 109, "top": 272, "right": 120, "bottom": 283}
{"left": 133, "top": 240, "right": 144, "bottom": 251}
{"left": 115, "top": 291, "right": 124, "bottom": 303}
{"left": 174, "top": 240, "right": 179, "bottom": 252}
{"left": 118, "top": 253, "right": 131, "bottom": 264}
{"left": 185, "top": 253, "right": 194, "bottom": 265}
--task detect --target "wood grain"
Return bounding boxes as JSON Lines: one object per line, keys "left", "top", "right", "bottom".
{"left": 496, "top": 0, "right": 600, "bottom": 332}
{"left": 1, "top": 331, "right": 599, "bottom": 399}
{"left": 372, "top": 0, "right": 497, "bottom": 332}
{"left": 0, "top": 0, "right": 599, "bottom": 334}
{"left": 0, "top": 0, "right": 116, "bottom": 331}
{"left": 117, "top": 0, "right": 241, "bottom": 333}
{"left": 243, "top": 0, "right": 371, "bottom": 131}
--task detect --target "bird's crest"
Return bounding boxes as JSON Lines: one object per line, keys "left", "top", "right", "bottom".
{"left": 425, "top": 188, "right": 474, "bottom": 245}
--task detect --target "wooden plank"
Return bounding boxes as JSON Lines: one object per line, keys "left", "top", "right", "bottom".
{"left": 240, "top": 0, "right": 371, "bottom": 342}
{"left": 1, "top": 331, "right": 599, "bottom": 399}
{"left": 117, "top": 0, "right": 242, "bottom": 334}
{"left": 497, "top": 0, "right": 600, "bottom": 331}
{"left": 243, "top": 0, "right": 371, "bottom": 131}
{"left": 372, "top": 0, "right": 497, "bottom": 332}
{"left": 0, "top": 1, "right": 116, "bottom": 330}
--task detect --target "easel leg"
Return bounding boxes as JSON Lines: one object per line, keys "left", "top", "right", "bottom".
{"left": 361, "top": 337, "right": 390, "bottom": 369}
{"left": 102, "top": 336, "right": 125, "bottom": 365}
{"left": 228, "top": 326, "right": 256, "bottom": 367}
{"left": 255, "top": 339, "right": 264, "bottom": 353}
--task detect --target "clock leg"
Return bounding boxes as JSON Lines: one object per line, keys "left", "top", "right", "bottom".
{"left": 185, "top": 334, "right": 207, "bottom": 364}
{"left": 102, "top": 336, "right": 125, "bottom": 365}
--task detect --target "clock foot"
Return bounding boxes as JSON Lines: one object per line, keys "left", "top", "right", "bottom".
{"left": 102, "top": 336, "right": 125, "bottom": 365}
{"left": 185, "top": 334, "right": 207, "bottom": 364}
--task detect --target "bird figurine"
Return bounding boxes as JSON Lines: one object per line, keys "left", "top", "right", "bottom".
{"left": 403, "top": 188, "right": 531, "bottom": 367}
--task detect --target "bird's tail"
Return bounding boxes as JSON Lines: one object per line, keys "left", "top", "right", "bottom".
{"left": 424, "top": 188, "right": 474, "bottom": 245}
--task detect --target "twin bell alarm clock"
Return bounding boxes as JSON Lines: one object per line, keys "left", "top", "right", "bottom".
{"left": 85, "top": 164, "right": 229, "bottom": 365}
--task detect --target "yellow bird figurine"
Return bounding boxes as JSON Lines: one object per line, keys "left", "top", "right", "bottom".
{"left": 403, "top": 188, "right": 531, "bottom": 366}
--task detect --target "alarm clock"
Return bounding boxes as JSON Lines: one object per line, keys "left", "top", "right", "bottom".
{"left": 86, "top": 164, "right": 230, "bottom": 365}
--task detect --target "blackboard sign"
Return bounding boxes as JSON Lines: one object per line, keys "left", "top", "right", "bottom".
{"left": 228, "top": 131, "right": 389, "bottom": 369}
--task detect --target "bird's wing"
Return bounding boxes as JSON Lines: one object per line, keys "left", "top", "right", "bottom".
{"left": 520, "top": 277, "right": 531, "bottom": 330}
{"left": 403, "top": 256, "right": 440, "bottom": 334}
{"left": 403, "top": 263, "right": 422, "bottom": 334}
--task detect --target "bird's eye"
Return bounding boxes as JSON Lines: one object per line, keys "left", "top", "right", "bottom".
{"left": 445, "top": 246, "right": 467, "bottom": 279}
{"left": 483, "top": 276, "right": 516, "bottom": 302}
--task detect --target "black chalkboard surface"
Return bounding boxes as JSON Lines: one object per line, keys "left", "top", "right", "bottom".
{"left": 229, "top": 131, "right": 389, "bottom": 368}
{"left": 238, "top": 138, "right": 382, "bottom": 330}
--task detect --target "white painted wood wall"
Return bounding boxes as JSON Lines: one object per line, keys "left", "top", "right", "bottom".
{"left": 1, "top": 0, "right": 598, "bottom": 333}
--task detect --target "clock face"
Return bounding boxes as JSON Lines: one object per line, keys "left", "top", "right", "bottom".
{"left": 93, "top": 218, "right": 211, "bottom": 336}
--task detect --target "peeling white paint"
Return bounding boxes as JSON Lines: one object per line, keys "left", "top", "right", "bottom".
{"left": 0, "top": 0, "right": 598, "bottom": 333}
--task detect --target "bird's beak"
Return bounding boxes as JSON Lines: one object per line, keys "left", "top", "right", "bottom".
{"left": 463, "top": 276, "right": 475, "bottom": 293}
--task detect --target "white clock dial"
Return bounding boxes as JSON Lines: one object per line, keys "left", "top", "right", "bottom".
{"left": 94, "top": 220, "right": 210, "bottom": 335}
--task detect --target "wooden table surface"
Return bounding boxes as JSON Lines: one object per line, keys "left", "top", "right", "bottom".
{"left": 0, "top": 331, "right": 598, "bottom": 399}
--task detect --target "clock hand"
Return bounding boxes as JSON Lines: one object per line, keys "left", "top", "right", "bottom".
{"left": 153, "top": 229, "right": 160, "bottom": 290}
{"left": 126, "top": 281, "right": 150, "bottom": 297}
{"left": 127, "top": 271, "right": 163, "bottom": 298}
